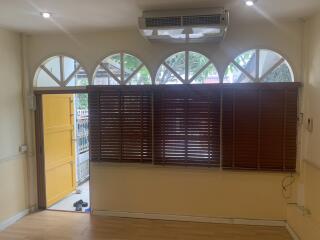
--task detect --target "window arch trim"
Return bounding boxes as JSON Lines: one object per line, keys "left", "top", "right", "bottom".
{"left": 32, "top": 48, "right": 297, "bottom": 91}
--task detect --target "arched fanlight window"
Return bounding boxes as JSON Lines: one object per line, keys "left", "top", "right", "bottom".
{"left": 34, "top": 56, "right": 89, "bottom": 87}
{"left": 223, "top": 49, "right": 294, "bottom": 83}
{"left": 156, "top": 51, "right": 219, "bottom": 84}
{"left": 93, "top": 53, "right": 151, "bottom": 85}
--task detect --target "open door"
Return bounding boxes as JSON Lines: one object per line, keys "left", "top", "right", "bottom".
{"left": 42, "top": 94, "right": 76, "bottom": 207}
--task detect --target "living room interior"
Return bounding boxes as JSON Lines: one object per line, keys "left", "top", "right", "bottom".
{"left": 0, "top": 0, "right": 319, "bottom": 239}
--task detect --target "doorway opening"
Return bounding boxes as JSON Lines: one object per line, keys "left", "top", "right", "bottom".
{"left": 41, "top": 93, "right": 90, "bottom": 213}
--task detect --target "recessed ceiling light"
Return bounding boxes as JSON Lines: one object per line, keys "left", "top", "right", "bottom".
{"left": 41, "top": 12, "right": 51, "bottom": 19}
{"left": 245, "top": 0, "right": 255, "bottom": 6}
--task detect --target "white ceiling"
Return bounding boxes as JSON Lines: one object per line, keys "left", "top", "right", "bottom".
{"left": 0, "top": 0, "right": 319, "bottom": 33}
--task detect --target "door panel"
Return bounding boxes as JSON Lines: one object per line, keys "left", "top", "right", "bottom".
{"left": 43, "top": 94, "right": 76, "bottom": 207}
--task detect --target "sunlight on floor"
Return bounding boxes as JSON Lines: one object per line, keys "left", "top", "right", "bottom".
{"left": 48, "top": 181, "right": 90, "bottom": 212}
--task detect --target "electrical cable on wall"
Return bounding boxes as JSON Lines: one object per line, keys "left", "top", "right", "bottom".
{"left": 281, "top": 173, "right": 295, "bottom": 200}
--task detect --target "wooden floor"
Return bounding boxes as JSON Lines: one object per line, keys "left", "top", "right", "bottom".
{"left": 0, "top": 211, "right": 292, "bottom": 240}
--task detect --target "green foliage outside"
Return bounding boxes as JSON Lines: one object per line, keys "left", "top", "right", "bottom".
{"left": 76, "top": 93, "right": 88, "bottom": 110}
{"left": 225, "top": 51, "right": 292, "bottom": 83}
{"left": 106, "top": 53, "right": 151, "bottom": 85}
{"left": 264, "top": 63, "right": 292, "bottom": 82}
{"left": 75, "top": 78, "right": 89, "bottom": 110}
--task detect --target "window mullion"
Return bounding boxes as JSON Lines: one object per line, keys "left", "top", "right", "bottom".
{"left": 232, "top": 60, "right": 255, "bottom": 82}
{"left": 188, "top": 61, "right": 211, "bottom": 83}
{"left": 260, "top": 58, "right": 285, "bottom": 82}
{"left": 100, "top": 63, "right": 121, "bottom": 84}
{"left": 60, "top": 56, "right": 64, "bottom": 82}
{"left": 163, "top": 62, "right": 185, "bottom": 83}
{"left": 40, "top": 65, "right": 62, "bottom": 86}
{"left": 63, "top": 64, "right": 82, "bottom": 87}
{"left": 185, "top": 51, "right": 189, "bottom": 83}
{"left": 121, "top": 53, "right": 124, "bottom": 84}
{"left": 123, "top": 64, "right": 144, "bottom": 85}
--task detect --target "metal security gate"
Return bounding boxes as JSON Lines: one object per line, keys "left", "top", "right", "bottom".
{"left": 76, "top": 109, "right": 89, "bottom": 184}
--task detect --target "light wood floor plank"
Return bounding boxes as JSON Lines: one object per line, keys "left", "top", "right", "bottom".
{"left": 0, "top": 211, "right": 292, "bottom": 240}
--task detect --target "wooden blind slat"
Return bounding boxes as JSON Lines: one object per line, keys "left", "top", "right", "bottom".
{"left": 88, "top": 91, "right": 101, "bottom": 162}
{"left": 153, "top": 85, "right": 221, "bottom": 166}
{"left": 89, "top": 87, "right": 152, "bottom": 163}
{"left": 89, "top": 83, "right": 299, "bottom": 172}
{"left": 222, "top": 85, "right": 298, "bottom": 171}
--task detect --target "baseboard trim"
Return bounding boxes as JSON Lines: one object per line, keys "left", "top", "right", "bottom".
{"left": 0, "top": 209, "right": 30, "bottom": 232}
{"left": 286, "top": 223, "right": 300, "bottom": 240}
{"left": 93, "top": 210, "right": 286, "bottom": 227}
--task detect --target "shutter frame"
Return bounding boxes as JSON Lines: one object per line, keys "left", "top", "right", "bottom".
{"left": 222, "top": 83, "right": 300, "bottom": 172}
{"left": 88, "top": 86, "right": 153, "bottom": 163}
{"left": 153, "top": 85, "right": 221, "bottom": 166}
{"left": 88, "top": 83, "right": 300, "bottom": 172}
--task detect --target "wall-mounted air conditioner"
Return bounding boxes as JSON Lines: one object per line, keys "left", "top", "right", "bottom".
{"left": 138, "top": 8, "right": 229, "bottom": 43}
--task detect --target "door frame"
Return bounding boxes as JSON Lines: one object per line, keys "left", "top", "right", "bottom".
{"left": 34, "top": 89, "right": 88, "bottom": 210}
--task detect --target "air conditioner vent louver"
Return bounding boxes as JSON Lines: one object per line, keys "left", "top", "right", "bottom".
{"left": 182, "top": 15, "right": 222, "bottom": 26}
{"left": 145, "top": 17, "right": 181, "bottom": 27}
{"left": 139, "top": 8, "right": 229, "bottom": 43}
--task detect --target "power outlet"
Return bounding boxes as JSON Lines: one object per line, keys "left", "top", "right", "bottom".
{"left": 19, "top": 144, "right": 28, "bottom": 153}
{"left": 307, "top": 118, "right": 313, "bottom": 132}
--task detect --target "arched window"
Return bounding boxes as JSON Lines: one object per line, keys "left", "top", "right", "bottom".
{"left": 93, "top": 53, "right": 151, "bottom": 85}
{"left": 223, "top": 49, "right": 294, "bottom": 83}
{"left": 156, "top": 51, "right": 219, "bottom": 84}
{"left": 34, "top": 56, "right": 88, "bottom": 87}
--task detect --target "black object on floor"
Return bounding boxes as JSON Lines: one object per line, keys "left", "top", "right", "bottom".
{"left": 73, "top": 200, "right": 88, "bottom": 211}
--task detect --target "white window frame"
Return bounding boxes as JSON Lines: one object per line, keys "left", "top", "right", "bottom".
{"left": 156, "top": 51, "right": 219, "bottom": 84}
{"left": 34, "top": 55, "right": 88, "bottom": 88}
{"left": 224, "top": 49, "right": 294, "bottom": 83}
{"left": 93, "top": 52, "right": 151, "bottom": 85}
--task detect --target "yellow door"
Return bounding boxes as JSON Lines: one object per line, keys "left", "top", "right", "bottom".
{"left": 43, "top": 94, "right": 76, "bottom": 207}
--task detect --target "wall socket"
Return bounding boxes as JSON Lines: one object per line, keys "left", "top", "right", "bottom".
{"left": 19, "top": 144, "right": 28, "bottom": 153}
{"left": 307, "top": 118, "right": 313, "bottom": 132}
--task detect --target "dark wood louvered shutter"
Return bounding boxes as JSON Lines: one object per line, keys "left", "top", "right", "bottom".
{"left": 88, "top": 86, "right": 152, "bottom": 163}
{"left": 222, "top": 83, "right": 300, "bottom": 171}
{"left": 153, "top": 85, "right": 221, "bottom": 166}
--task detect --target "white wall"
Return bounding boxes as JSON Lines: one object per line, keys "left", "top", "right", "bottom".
{"left": 92, "top": 164, "right": 290, "bottom": 220}
{"left": 287, "top": 12, "right": 320, "bottom": 240}
{"left": 0, "top": 28, "right": 28, "bottom": 223}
